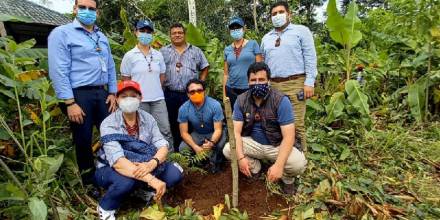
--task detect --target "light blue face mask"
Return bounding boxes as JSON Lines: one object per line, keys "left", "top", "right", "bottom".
{"left": 138, "top": 33, "right": 153, "bottom": 46}
{"left": 230, "top": 28, "right": 244, "bottom": 40}
{"left": 77, "top": 9, "right": 97, "bottom": 26}
{"left": 271, "top": 13, "right": 287, "bottom": 28}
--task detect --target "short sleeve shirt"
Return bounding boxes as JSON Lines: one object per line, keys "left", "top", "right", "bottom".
{"left": 160, "top": 44, "right": 209, "bottom": 92}
{"left": 224, "top": 40, "right": 261, "bottom": 89}
{"left": 233, "top": 96, "right": 294, "bottom": 145}
{"left": 178, "top": 97, "right": 224, "bottom": 134}
{"left": 120, "top": 47, "right": 166, "bottom": 102}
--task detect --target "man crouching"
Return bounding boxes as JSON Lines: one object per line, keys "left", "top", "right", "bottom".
{"left": 223, "top": 62, "right": 307, "bottom": 195}
{"left": 95, "top": 80, "right": 183, "bottom": 220}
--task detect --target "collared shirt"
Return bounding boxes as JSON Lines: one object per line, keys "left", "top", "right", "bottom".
{"left": 121, "top": 46, "right": 166, "bottom": 102}
{"left": 96, "top": 109, "right": 169, "bottom": 168}
{"left": 48, "top": 19, "right": 117, "bottom": 100}
{"left": 160, "top": 44, "right": 209, "bottom": 92}
{"left": 178, "top": 96, "right": 224, "bottom": 134}
{"left": 224, "top": 40, "right": 261, "bottom": 89}
{"left": 232, "top": 96, "right": 294, "bottom": 145}
{"left": 261, "top": 24, "right": 317, "bottom": 87}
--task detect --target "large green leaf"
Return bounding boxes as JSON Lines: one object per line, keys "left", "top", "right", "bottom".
{"left": 0, "top": 183, "right": 26, "bottom": 201}
{"left": 345, "top": 80, "right": 370, "bottom": 116}
{"left": 185, "top": 23, "right": 207, "bottom": 48}
{"left": 34, "top": 154, "right": 64, "bottom": 180}
{"left": 28, "top": 197, "right": 47, "bottom": 220}
{"left": 408, "top": 81, "right": 426, "bottom": 122}
{"left": 325, "top": 92, "right": 345, "bottom": 123}
{"left": 326, "top": 0, "right": 362, "bottom": 48}
{"left": 15, "top": 39, "right": 37, "bottom": 54}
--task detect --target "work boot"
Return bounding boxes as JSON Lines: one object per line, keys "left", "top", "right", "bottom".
{"left": 281, "top": 181, "right": 297, "bottom": 195}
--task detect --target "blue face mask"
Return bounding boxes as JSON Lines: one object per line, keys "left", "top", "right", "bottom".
{"left": 230, "top": 28, "right": 244, "bottom": 40}
{"left": 77, "top": 9, "right": 97, "bottom": 26}
{"left": 138, "top": 33, "right": 153, "bottom": 46}
{"left": 250, "top": 83, "right": 270, "bottom": 98}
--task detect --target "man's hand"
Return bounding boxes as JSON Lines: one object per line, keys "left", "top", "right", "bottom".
{"left": 238, "top": 157, "right": 252, "bottom": 177}
{"left": 133, "top": 161, "right": 156, "bottom": 178}
{"left": 147, "top": 177, "right": 166, "bottom": 200}
{"left": 106, "top": 94, "right": 117, "bottom": 112}
{"left": 193, "top": 145, "right": 205, "bottom": 154}
{"left": 201, "top": 140, "right": 214, "bottom": 151}
{"left": 304, "top": 85, "right": 314, "bottom": 99}
{"left": 267, "top": 163, "right": 284, "bottom": 182}
{"left": 67, "top": 104, "right": 86, "bottom": 124}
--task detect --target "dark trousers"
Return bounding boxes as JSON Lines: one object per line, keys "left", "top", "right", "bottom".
{"left": 95, "top": 162, "right": 183, "bottom": 210}
{"left": 225, "top": 86, "right": 248, "bottom": 110}
{"left": 164, "top": 89, "right": 188, "bottom": 151}
{"left": 64, "top": 87, "right": 110, "bottom": 185}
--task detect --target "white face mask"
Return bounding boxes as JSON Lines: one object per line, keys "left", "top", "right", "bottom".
{"left": 118, "top": 97, "right": 140, "bottom": 113}
{"left": 271, "top": 13, "right": 287, "bottom": 28}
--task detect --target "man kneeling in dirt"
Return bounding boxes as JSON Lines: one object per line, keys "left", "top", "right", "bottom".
{"left": 223, "top": 62, "right": 307, "bottom": 194}
{"left": 95, "top": 80, "right": 183, "bottom": 220}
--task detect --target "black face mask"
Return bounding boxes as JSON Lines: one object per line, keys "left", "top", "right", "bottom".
{"left": 250, "top": 83, "right": 270, "bottom": 98}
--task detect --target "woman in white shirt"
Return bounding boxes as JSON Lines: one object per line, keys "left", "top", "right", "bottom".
{"left": 120, "top": 19, "right": 173, "bottom": 151}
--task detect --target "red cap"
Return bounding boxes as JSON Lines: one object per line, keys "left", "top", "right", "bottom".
{"left": 117, "top": 80, "right": 142, "bottom": 96}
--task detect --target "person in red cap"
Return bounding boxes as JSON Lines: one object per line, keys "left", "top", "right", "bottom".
{"left": 94, "top": 80, "right": 183, "bottom": 220}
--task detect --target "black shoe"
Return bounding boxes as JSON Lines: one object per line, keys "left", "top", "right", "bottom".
{"left": 281, "top": 182, "right": 297, "bottom": 195}
{"left": 208, "top": 162, "right": 222, "bottom": 174}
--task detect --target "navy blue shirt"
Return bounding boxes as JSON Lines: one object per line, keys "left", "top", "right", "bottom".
{"left": 233, "top": 96, "right": 294, "bottom": 145}
{"left": 178, "top": 97, "right": 224, "bottom": 134}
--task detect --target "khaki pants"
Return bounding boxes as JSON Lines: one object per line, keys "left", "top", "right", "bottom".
{"left": 271, "top": 76, "right": 307, "bottom": 151}
{"left": 223, "top": 137, "right": 307, "bottom": 184}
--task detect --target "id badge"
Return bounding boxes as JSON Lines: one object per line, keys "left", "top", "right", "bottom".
{"left": 99, "top": 57, "right": 107, "bottom": 72}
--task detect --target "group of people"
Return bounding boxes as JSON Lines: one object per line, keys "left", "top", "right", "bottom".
{"left": 48, "top": 0, "right": 317, "bottom": 219}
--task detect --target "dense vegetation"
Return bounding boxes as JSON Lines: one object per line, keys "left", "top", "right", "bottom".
{"left": 0, "top": 0, "right": 439, "bottom": 219}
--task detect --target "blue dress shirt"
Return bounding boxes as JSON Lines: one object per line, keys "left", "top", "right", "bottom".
{"left": 48, "top": 19, "right": 117, "bottom": 99}
{"left": 261, "top": 24, "right": 317, "bottom": 87}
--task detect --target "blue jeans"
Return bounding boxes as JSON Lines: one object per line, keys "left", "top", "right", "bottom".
{"left": 95, "top": 162, "right": 183, "bottom": 210}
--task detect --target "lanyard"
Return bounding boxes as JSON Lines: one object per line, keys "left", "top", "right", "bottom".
{"left": 83, "top": 29, "right": 102, "bottom": 52}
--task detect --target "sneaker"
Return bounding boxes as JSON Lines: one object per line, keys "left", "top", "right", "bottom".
{"left": 281, "top": 182, "right": 297, "bottom": 195}
{"left": 97, "top": 205, "right": 115, "bottom": 220}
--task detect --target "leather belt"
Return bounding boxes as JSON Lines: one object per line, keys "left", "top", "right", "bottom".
{"left": 73, "top": 85, "right": 106, "bottom": 90}
{"left": 271, "top": 74, "right": 305, "bottom": 83}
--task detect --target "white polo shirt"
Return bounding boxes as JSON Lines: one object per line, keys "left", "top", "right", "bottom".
{"left": 120, "top": 46, "right": 166, "bottom": 102}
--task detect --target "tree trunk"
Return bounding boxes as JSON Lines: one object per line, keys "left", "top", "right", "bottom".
{"left": 223, "top": 97, "right": 239, "bottom": 208}
{"left": 188, "top": 0, "right": 197, "bottom": 26}
{"left": 253, "top": 0, "right": 259, "bottom": 32}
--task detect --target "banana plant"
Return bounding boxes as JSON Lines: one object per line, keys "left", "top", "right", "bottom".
{"left": 326, "top": 0, "right": 362, "bottom": 80}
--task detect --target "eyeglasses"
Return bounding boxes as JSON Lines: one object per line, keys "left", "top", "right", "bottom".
{"left": 275, "top": 36, "right": 281, "bottom": 47}
{"left": 188, "top": 89, "right": 204, "bottom": 95}
{"left": 77, "top": 5, "right": 97, "bottom": 11}
{"left": 176, "top": 62, "right": 182, "bottom": 72}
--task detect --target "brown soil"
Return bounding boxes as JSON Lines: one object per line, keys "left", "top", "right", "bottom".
{"left": 166, "top": 165, "right": 288, "bottom": 219}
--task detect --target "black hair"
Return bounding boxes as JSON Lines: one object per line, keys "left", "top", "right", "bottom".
{"left": 247, "top": 62, "right": 271, "bottom": 80}
{"left": 75, "top": 0, "right": 98, "bottom": 7}
{"left": 185, "top": 79, "right": 206, "bottom": 93}
{"left": 270, "top": 1, "right": 290, "bottom": 14}
{"left": 170, "top": 23, "right": 186, "bottom": 33}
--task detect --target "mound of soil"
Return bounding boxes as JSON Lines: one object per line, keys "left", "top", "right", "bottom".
{"left": 167, "top": 165, "right": 288, "bottom": 218}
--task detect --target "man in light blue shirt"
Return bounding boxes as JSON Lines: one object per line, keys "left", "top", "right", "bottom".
{"left": 260, "top": 1, "right": 318, "bottom": 150}
{"left": 48, "top": 0, "right": 117, "bottom": 185}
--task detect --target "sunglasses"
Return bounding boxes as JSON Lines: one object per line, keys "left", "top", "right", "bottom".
{"left": 275, "top": 36, "right": 281, "bottom": 47}
{"left": 188, "top": 89, "right": 204, "bottom": 95}
{"left": 78, "top": 5, "right": 97, "bottom": 11}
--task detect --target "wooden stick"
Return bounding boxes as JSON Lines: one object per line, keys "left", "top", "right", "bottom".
{"left": 223, "top": 97, "right": 239, "bottom": 208}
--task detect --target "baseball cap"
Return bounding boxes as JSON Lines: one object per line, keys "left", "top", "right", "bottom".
{"left": 136, "top": 19, "right": 154, "bottom": 31}
{"left": 117, "top": 80, "right": 142, "bottom": 96}
{"left": 228, "top": 16, "right": 244, "bottom": 29}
